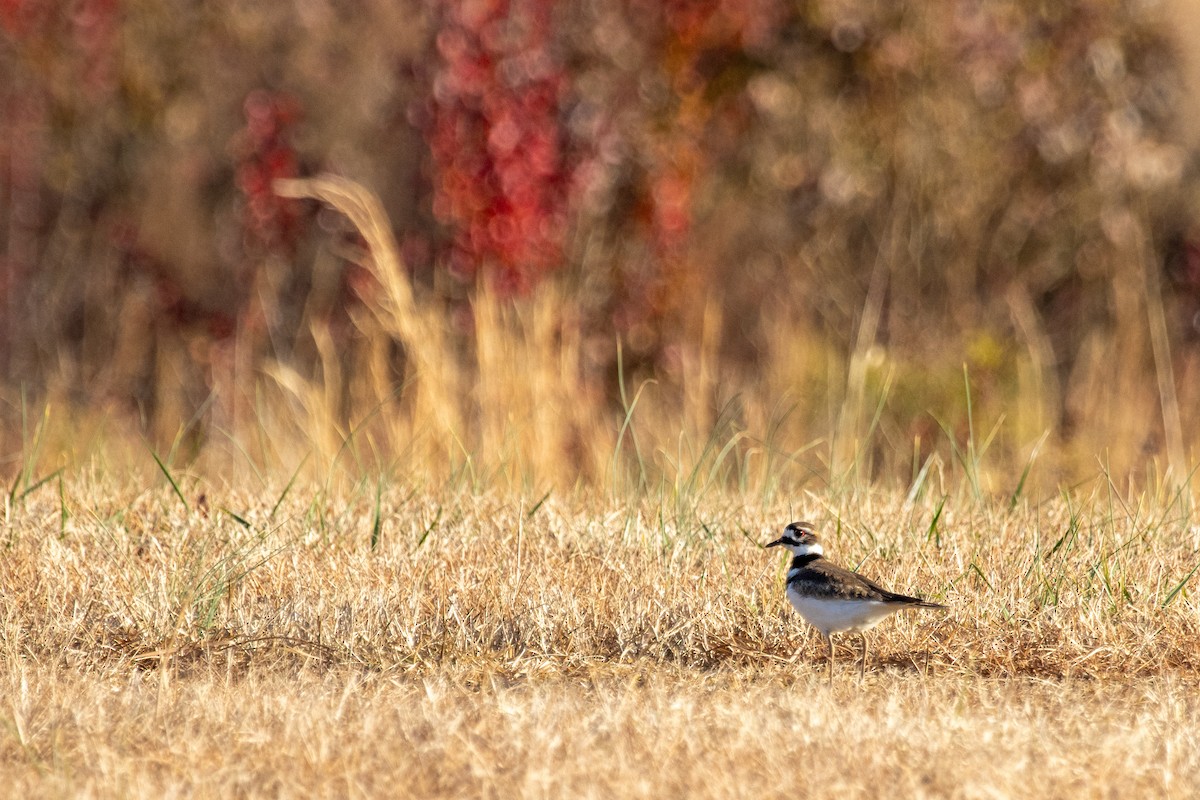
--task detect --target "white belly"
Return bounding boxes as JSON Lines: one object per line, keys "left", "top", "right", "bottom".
{"left": 786, "top": 588, "right": 900, "bottom": 635}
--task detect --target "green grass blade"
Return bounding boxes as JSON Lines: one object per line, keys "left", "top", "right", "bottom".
{"left": 1163, "top": 560, "right": 1200, "bottom": 608}
{"left": 370, "top": 478, "right": 383, "bottom": 551}
{"left": 1010, "top": 430, "right": 1050, "bottom": 509}
{"left": 271, "top": 453, "right": 310, "bottom": 519}
{"left": 415, "top": 505, "right": 442, "bottom": 550}
{"left": 926, "top": 495, "right": 946, "bottom": 547}
{"left": 19, "top": 467, "right": 65, "bottom": 501}
{"left": 968, "top": 561, "right": 994, "bottom": 592}
{"left": 527, "top": 490, "right": 552, "bottom": 519}
{"left": 150, "top": 449, "right": 189, "bottom": 511}
{"left": 57, "top": 473, "right": 68, "bottom": 539}
{"left": 222, "top": 508, "right": 253, "bottom": 529}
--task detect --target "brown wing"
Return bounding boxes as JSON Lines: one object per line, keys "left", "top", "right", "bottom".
{"left": 792, "top": 560, "right": 891, "bottom": 601}
{"left": 853, "top": 570, "right": 946, "bottom": 608}
{"left": 796, "top": 560, "right": 945, "bottom": 608}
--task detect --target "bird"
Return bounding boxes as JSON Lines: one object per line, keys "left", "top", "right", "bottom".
{"left": 766, "top": 520, "right": 946, "bottom": 682}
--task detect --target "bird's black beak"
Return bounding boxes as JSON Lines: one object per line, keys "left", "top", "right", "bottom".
{"left": 765, "top": 537, "right": 784, "bottom": 548}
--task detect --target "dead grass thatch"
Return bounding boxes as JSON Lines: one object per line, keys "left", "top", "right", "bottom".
{"left": 2, "top": 472, "right": 1199, "bottom": 796}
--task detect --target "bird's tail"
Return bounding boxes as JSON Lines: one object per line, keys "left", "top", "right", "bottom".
{"left": 912, "top": 600, "right": 948, "bottom": 610}
{"left": 886, "top": 590, "right": 947, "bottom": 609}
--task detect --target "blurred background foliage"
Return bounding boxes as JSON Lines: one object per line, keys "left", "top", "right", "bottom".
{"left": 3, "top": 0, "right": 1200, "bottom": 492}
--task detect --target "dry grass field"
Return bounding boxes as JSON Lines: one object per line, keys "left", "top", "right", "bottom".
{"left": 3, "top": 470, "right": 1199, "bottom": 797}
{"left": 8, "top": 3, "right": 1200, "bottom": 796}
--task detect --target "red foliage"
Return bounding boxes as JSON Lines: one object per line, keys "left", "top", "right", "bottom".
{"left": 0, "top": 0, "right": 46, "bottom": 36}
{"left": 603, "top": 0, "right": 781, "bottom": 332}
{"left": 420, "top": 0, "right": 780, "bottom": 298}
{"left": 2, "top": 0, "right": 120, "bottom": 87}
{"left": 234, "top": 90, "right": 304, "bottom": 256}
{"left": 70, "top": 0, "right": 120, "bottom": 92}
{"left": 424, "top": 0, "right": 570, "bottom": 293}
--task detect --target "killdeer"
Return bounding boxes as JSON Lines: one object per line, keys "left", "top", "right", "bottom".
{"left": 766, "top": 520, "right": 946, "bottom": 682}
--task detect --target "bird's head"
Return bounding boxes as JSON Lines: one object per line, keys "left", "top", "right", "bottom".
{"left": 765, "top": 521, "right": 824, "bottom": 556}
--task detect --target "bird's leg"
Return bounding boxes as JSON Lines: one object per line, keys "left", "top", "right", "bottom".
{"left": 825, "top": 633, "right": 835, "bottom": 685}
{"left": 858, "top": 632, "right": 868, "bottom": 681}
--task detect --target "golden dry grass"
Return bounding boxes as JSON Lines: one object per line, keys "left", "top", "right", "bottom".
{"left": 5, "top": 666, "right": 1198, "bottom": 798}
{"left": 2, "top": 472, "right": 1200, "bottom": 796}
